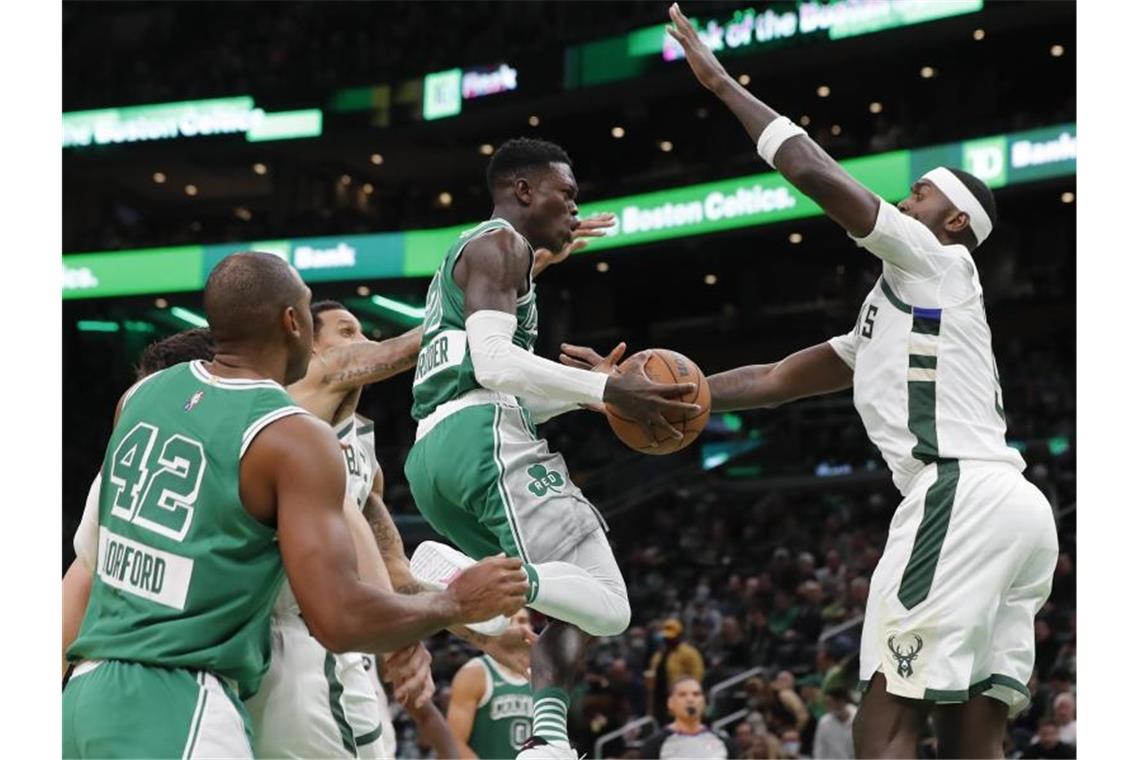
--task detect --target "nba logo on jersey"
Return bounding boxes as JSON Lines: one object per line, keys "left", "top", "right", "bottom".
{"left": 184, "top": 390, "right": 204, "bottom": 411}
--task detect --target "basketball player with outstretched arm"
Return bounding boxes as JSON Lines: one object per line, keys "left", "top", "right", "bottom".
{"left": 564, "top": 7, "right": 1058, "bottom": 758}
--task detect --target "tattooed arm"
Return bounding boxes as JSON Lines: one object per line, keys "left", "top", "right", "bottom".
{"left": 363, "top": 467, "right": 536, "bottom": 674}
{"left": 288, "top": 326, "right": 422, "bottom": 422}
{"left": 313, "top": 326, "right": 423, "bottom": 392}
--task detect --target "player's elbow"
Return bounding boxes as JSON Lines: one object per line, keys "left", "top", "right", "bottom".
{"left": 471, "top": 351, "right": 527, "bottom": 396}
{"left": 302, "top": 603, "right": 363, "bottom": 654}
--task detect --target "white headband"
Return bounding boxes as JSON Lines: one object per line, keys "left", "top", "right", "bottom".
{"left": 921, "top": 166, "right": 993, "bottom": 245}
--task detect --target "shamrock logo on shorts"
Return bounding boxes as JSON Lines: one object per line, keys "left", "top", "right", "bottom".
{"left": 527, "top": 464, "right": 564, "bottom": 498}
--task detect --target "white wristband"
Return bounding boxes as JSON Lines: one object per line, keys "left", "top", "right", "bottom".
{"left": 756, "top": 116, "right": 807, "bottom": 166}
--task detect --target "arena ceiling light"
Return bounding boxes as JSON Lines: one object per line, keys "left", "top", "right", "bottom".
{"left": 528, "top": 115, "right": 540, "bottom": 127}
{"left": 252, "top": 162, "right": 268, "bottom": 175}
{"left": 869, "top": 102, "right": 883, "bottom": 114}
{"left": 1050, "top": 44, "right": 1064, "bottom": 57}
{"left": 704, "top": 274, "right": 717, "bottom": 285}
{"left": 611, "top": 126, "right": 626, "bottom": 139}
{"left": 973, "top": 28, "right": 986, "bottom": 41}
{"left": 789, "top": 233, "right": 803, "bottom": 244}
{"left": 658, "top": 140, "right": 674, "bottom": 153}
{"left": 596, "top": 262, "right": 610, "bottom": 273}
{"left": 816, "top": 85, "right": 831, "bottom": 97}
{"left": 799, "top": 115, "right": 811, "bottom": 126}
{"left": 152, "top": 172, "right": 166, "bottom": 184}
{"left": 184, "top": 184, "right": 198, "bottom": 196}
{"left": 340, "top": 175, "right": 352, "bottom": 186}
{"left": 77, "top": 320, "right": 119, "bottom": 333}
{"left": 370, "top": 153, "right": 384, "bottom": 165}
{"left": 738, "top": 74, "right": 751, "bottom": 86}
{"left": 170, "top": 306, "right": 208, "bottom": 328}
{"left": 363, "top": 183, "right": 374, "bottom": 195}
{"left": 356, "top": 286, "right": 371, "bottom": 296}
{"left": 1061, "top": 192, "right": 1074, "bottom": 204}
{"left": 370, "top": 294, "right": 426, "bottom": 320}
{"left": 920, "top": 66, "right": 936, "bottom": 79}
{"left": 479, "top": 144, "right": 494, "bottom": 156}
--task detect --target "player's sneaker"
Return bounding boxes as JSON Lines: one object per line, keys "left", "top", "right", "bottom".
{"left": 515, "top": 736, "right": 581, "bottom": 759}
{"left": 410, "top": 541, "right": 510, "bottom": 636}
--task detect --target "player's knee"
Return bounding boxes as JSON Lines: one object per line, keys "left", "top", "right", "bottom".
{"left": 588, "top": 592, "right": 631, "bottom": 637}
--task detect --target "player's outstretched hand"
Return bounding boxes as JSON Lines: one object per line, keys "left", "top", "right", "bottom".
{"left": 533, "top": 212, "right": 617, "bottom": 276}
{"left": 560, "top": 341, "right": 627, "bottom": 413}
{"left": 446, "top": 555, "right": 529, "bottom": 624}
{"left": 383, "top": 642, "right": 435, "bottom": 708}
{"left": 480, "top": 623, "right": 538, "bottom": 677}
{"left": 667, "top": 3, "right": 732, "bottom": 94}
{"left": 602, "top": 353, "right": 701, "bottom": 442}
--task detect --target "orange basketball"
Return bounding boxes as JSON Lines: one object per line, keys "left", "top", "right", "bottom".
{"left": 604, "top": 348, "right": 711, "bottom": 455}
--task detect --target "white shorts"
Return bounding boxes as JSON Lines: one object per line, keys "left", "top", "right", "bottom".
{"left": 361, "top": 655, "right": 398, "bottom": 760}
{"left": 244, "top": 613, "right": 385, "bottom": 758}
{"left": 859, "top": 461, "right": 1058, "bottom": 715}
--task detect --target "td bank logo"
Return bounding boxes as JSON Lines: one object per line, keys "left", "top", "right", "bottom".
{"left": 963, "top": 136, "right": 1008, "bottom": 188}
{"left": 293, "top": 242, "right": 357, "bottom": 271}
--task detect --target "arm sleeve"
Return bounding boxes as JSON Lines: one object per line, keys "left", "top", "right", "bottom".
{"left": 466, "top": 310, "right": 607, "bottom": 406}
{"left": 74, "top": 474, "right": 101, "bottom": 571}
{"left": 517, "top": 394, "right": 582, "bottom": 424}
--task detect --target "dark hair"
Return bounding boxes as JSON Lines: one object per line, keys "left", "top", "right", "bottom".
{"left": 948, "top": 168, "right": 998, "bottom": 249}
{"left": 311, "top": 299, "right": 348, "bottom": 337}
{"left": 136, "top": 328, "right": 215, "bottom": 379}
{"left": 485, "top": 137, "right": 572, "bottom": 195}
{"left": 203, "top": 251, "right": 306, "bottom": 342}
{"left": 824, "top": 687, "right": 851, "bottom": 703}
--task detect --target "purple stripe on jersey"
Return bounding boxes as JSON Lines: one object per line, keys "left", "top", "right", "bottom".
{"left": 913, "top": 307, "right": 943, "bottom": 320}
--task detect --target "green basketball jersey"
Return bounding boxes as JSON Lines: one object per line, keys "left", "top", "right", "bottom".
{"left": 469, "top": 656, "right": 533, "bottom": 758}
{"left": 68, "top": 361, "right": 307, "bottom": 699}
{"left": 411, "top": 218, "right": 538, "bottom": 420}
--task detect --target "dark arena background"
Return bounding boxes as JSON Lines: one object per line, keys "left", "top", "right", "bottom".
{"left": 62, "top": 2, "right": 1075, "bottom": 758}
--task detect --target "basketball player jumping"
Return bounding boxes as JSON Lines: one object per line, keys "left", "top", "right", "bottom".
{"left": 403, "top": 137, "right": 701, "bottom": 759}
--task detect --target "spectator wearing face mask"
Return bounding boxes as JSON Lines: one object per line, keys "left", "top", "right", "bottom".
{"left": 640, "top": 678, "right": 737, "bottom": 759}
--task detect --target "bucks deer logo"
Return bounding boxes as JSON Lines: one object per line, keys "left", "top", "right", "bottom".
{"left": 887, "top": 633, "right": 923, "bottom": 678}
{"left": 526, "top": 464, "right": 564, "bottom": 497}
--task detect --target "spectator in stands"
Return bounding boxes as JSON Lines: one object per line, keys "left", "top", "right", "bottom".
{"left": 811, "top": 688, "right": 855, "bottom": 759}
{"left": 708, "top": 615, "right": 753, "bottom": 683}
{"left": 815, "top": 550, "right": 847, "bottom": 598}
{"left": 779, "top": 728, "right": 808, "bottom": 759}
{"left": 743, "top": 674, "right": 810, "bottom": 741}
{"left": 734, "top": 720, "right": 757, "bottom": 757}
{"left": 639, "top": 678, "right": 737, "bottom": 759}
{"left": 645, "top": 619, "right": 706, "bottom": 724}
{"left": 1021, "top": 719, "right": 1076, "bottom": 759}
{"left": 1052, "top": 692, "right": 1076, "bottom": 746}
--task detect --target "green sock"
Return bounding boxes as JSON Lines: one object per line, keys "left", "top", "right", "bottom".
{"left": 523, "top": 563, "right": 540, "bottom": 604}
{"left": 532, "top": 686, "right": 570, "bottom": 748}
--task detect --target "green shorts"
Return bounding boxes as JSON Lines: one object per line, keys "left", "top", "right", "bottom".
{"left": 63, "top": 660, "right": 253, "bottom": 759}
{"left": 405, "top": 401, "right": 605, "bottom": 564}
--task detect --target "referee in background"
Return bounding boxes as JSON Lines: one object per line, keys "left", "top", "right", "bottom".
{"left": 641, "top": 677, "right": 737, "bottom": 758}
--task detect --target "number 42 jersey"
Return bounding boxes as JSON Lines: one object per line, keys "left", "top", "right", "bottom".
{"left": 68, "top": 360, "right": 307, "bottom": 699}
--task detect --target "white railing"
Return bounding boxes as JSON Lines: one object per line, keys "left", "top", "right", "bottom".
{"left": 711, "top": 707, "right": 750, "bottom": 733}
{"left": 593, "top": 715, "right": 658, "bottom": 759}
{"left": 707, "top": 665, "right": 768, "bottom": 715}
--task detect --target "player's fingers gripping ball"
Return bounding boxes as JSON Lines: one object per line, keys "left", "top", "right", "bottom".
{"left": 605, "top": 348, "right": 711, "bottom": 455}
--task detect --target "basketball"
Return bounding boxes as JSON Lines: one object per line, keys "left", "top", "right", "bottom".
{"left": 605, "top": 348, "right": 711, "bottom": 455}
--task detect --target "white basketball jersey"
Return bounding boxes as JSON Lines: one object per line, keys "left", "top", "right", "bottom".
{"left": 336, "top": 413, "right": 378, "bottom": 510}
{"left": 828, "top": 200, "right": 1024, "bottom": 496}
